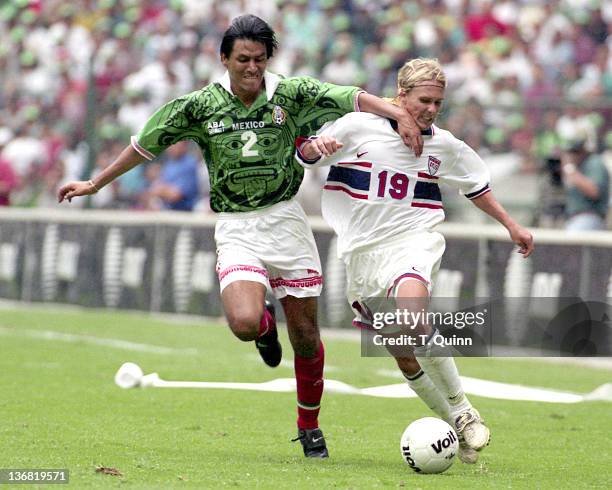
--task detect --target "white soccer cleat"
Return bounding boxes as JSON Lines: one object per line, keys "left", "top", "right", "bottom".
{"left": 454, "top": 408, "right": 490, "bottom": 452}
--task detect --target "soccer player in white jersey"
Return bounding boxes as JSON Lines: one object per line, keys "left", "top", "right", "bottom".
{"left": 296, "top": 58, "right": 534, "bottom": 463}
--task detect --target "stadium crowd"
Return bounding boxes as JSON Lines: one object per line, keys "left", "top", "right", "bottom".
{"left": 0, "top": 0, "right": 610, "bottom": 226}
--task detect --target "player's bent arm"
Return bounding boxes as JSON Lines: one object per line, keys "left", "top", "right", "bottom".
{"left": 470, "top": 191, "right": 534, "bottom": 258}
{"left": 58, "top": 145, "right": 146, "bottom": 203}
{"left": 301, "top": 136, "right": 344, "bottom": 161}
{"left": 295, "top": 136, "right": 343, "bottom": 169}
{"left": 357, "top": 92, "right": 423, "bottom": 157}
{"left": 295, "top": 116, "right": 348, "bottom": 168}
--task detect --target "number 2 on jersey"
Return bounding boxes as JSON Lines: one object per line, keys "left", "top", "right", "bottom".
{"left": 241, "top": 130, "right": 259, "bottom": 157}
{"left": 376, "top": 170, "right": 409, "bottom": 199}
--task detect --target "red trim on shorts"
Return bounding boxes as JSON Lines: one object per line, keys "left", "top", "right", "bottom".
{"left": 218, "top": 264, "right": 268, "bottom": 282}
{"left": 269, "top": 275, "right": 323, "bottom": 289}
{"left": 352, "top": 300, "right": 374, "bottom": 322}
{"left": 352, "top": 320, "right": 375, "bottom": 330}
{"left": 386, "top": 272, "right": 429, "bottom": 298}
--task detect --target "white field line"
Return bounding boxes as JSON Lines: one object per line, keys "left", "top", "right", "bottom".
{"left": 133, "top": 369, "right": 612, "bottom": 404}
{"left": 374, "top": 369, "right": 600, "bottom": 403}
{"left": 0, "top": 326, "right": 198, "bottom": 356}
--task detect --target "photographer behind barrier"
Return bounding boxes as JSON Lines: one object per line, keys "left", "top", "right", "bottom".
{"left": 560, "top": 135, "right": 609, "bottom": 231}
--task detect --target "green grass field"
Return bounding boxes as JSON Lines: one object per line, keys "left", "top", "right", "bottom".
{"left": 1, "top": 305, "right": 611, "bottom": 489}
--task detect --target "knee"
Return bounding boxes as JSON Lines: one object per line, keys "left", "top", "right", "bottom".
{"left": 283, "top": 296, "right": 320, "bottom": 356}
{"left": 395, "top": 356, "right": 420, "bottom": 376}
{"left": 288, "top": 321, "right": 319, "bottom": 357}
{"left": 226, "top": 310, "right": 261, "bottom": 342}
{"left": 294, "top": 335, "right": 319, "bottom": 358}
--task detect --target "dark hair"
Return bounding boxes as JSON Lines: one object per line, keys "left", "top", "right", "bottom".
{"left": 220, "top": 15, "right": 278, "bottom": 59}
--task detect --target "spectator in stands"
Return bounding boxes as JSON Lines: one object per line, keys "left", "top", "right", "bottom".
{"left": 33, "top": 159, "right": 64, "bottom": 208}
{"left": 561, "top": 135, "right": 609, "bottom": 231}
{"left": 463, "top": 0, "right": 510, "bottom": 42}
{"left": 0, "top": 124, "right": 46, "bottom": 192}
{"left": 0, "top": 129, "right": 19, "bottom": 206}
{"left": 142, "top": 140, "right": 200, "bottom": 211}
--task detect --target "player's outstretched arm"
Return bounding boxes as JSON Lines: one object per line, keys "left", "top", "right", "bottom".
{"left": 471, "top": 191, "right": 534, "bottom": 258}
{"left": 357, "top": 92, "right": 423, "bottom": 157}
{"left": 301, "top": 136, "right": 344, "bottom": 161}
{"left": 58, "top": 145, "right": 146, "bottom": 203}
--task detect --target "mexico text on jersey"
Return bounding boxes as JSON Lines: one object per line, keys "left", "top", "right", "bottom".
{"left": 131, "top": 72, "right": 360, "bottom": 213}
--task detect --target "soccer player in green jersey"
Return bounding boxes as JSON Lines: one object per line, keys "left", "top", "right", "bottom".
{"left": 58, "top": 14, "right": 423, "bottom": 458}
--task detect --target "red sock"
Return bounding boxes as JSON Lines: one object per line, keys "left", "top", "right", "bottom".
{"left": 295, "top": 342, "right": 325, "bottom": 430}
{"left": 258, "top": 308, "right": 274, "bottom": 338}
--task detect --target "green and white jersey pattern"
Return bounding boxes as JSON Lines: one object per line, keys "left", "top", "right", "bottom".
{"left": 132, "top": 72, "right": 360, "bottom": 212}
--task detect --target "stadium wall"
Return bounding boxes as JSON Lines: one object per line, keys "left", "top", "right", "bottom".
{"left": 1, "top": 208, "right": 612, "bottom": 331}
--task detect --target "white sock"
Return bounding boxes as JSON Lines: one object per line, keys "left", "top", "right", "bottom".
{"left": 403, "top": 370, "right": 451, "bottom": 422}
{"left": 414, "top": 330, "right": 472, "bottom": 419}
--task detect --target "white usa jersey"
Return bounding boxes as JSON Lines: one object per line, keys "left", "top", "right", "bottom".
{"left": 295, "top": 112, "right": 491, "bottom": 258}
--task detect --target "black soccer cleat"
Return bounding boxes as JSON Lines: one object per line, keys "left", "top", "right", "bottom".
{"left": 255, "top": 301, "right": 282, "bottom": 367}
{"left": 292, "top": 428, "right": 329, "bottom": 458}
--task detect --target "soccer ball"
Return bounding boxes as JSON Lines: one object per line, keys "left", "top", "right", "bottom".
{"left": 400, "top": 417, "right": 458, "bottom": 474}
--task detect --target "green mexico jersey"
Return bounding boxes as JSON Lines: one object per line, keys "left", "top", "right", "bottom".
{"left": 133, "top": 73, "right": 360, "bottom": 212}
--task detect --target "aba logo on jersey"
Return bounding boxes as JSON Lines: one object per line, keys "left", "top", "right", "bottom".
{"left": 272, "top": 105, "right": 286, "bottom": 125}
{"left": 428, "top": 156, "right": 441, "bottom": 176}
{"left": 207, "top": 120, "right": 226, "bottom": 135}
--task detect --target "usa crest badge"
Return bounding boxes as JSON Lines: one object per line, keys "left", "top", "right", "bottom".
{"left": 427, "top": 155, "right": 441, "bottom": 176}
{"left": 272, "top": 105, "right": 286, "bottom": 125}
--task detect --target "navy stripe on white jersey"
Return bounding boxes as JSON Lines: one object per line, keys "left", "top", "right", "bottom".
{"left": 326, "top": 165, "right": 371, "bottom": 191}
{"left": 413, "top": 181, "right": 442, "bottom": 204}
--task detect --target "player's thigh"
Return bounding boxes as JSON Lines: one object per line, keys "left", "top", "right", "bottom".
{"left": 221, "top": 280, "right": 267, "bottom": 332}
{"left": 215, "top": 240, "right": 269, "bottom": 335}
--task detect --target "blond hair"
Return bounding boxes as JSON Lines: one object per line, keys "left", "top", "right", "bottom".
{"left": 396, "top": 58, "right": 446, "bottom": 94}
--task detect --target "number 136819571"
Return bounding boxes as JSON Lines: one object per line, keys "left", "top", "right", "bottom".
{"left": 0, "top": 469, "right": 69, "bottom": 484}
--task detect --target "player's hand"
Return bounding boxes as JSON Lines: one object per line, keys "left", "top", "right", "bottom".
{"left": 509, "top": 225, "right": 534, "bottom": 258}
{"left": 57, "top": 180, "right": 98, "bottom": 203}
{"left": 396, "top": 112, "right": 423, "bottom": 157}
{"left": 303, "top": 136, "right": 344, "bottom": 160}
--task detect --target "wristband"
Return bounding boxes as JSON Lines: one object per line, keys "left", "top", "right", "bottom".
{"left": 88, "top": 179, "right": 99, "bottom": 192}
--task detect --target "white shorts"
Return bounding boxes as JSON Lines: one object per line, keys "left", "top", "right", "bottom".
{"left": 215, "top": 199, "right": 323, "bottom": 299}
{"left": 345, "top": 230, "right": 445, "bottom": 328}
